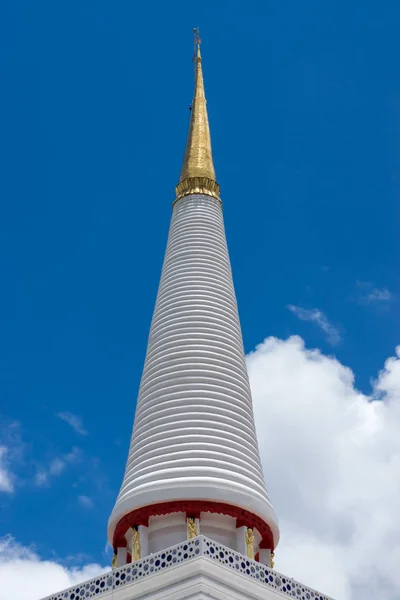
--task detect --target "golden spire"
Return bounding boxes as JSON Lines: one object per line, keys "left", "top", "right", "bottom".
{"left": 175, "top": 29, "right": 220, "bottom": 202}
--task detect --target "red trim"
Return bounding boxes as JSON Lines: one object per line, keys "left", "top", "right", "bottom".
{"left": 113, "top": 500, "right": 274, "bottom": 550}
{"left": 126, "top": 552, "right": 131, "bottom": 563}
{"left": 255, "top": 552, "right": 259, "bottom": 562}
{"left": 186, "top": 510, "right": 201, "bottom": 519}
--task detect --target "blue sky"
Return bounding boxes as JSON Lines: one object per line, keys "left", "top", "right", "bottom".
{"left": 0, "top": 0, "right": 399, "bottom": 588}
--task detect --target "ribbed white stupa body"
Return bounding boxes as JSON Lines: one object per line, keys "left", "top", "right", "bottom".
{"left": 108, "top": 194, "right": 279, "bottom": 545}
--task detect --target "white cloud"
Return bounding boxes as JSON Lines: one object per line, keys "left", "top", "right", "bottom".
{"left": 247, "top": 336, "right": 400, "bottom": 600}
{"left": 356, "top": 281, "right": 392, "bottom": 304}
{"left": 0, "top": 420, "right": 25, "bottom": 492}
{"left": 78, "top": 495, "right": 94, "bottom": 509}
{"left": 288, "top": 305, "right": 341, "bottom": 345}
{"left": 367, "top": 288, "right": 392, "bottom": 302}
{"left": 58, "top": 412, "right": 87, "bottom": 436}
{"left": 0, "top": 535, "right": 108, "bottom": 600}
{"left": 35, "top": 447, "right": 82, "bottom": 486}
{"left": 3, "top": 337, "right": 400, "bottom": 600}
{"left": 0, "top": 447, "right": 14, "bottom": 493}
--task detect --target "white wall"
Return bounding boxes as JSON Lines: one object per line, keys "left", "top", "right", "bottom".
{"left": 145, "top": 511, "right": 260, "bottom": 558}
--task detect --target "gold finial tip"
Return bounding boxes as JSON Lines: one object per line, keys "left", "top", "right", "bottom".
{"left": 176, "top": 26, "right": 219, "bottom": 202}
{"left": 193, "top": 27, "right": 201, "bottom": 56}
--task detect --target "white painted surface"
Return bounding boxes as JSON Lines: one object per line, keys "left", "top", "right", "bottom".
{"left": 236, "top": 525, "right": 247, "bottom": 557}
{"left": 116, "top": 547, "right": 127, "bottom": 567}
{"left": 200, "top": 512, "right": 236, "bottom": 550}
{"left": 145, "top": 511, "right": 250, "bottom": 556}
{"left": 125, "top": 527, "right": 132, "bottom": 555}
{"left": 147, "top": 512, "right": 240, "bottom": 556}
{"left": 138, "top": 525, "right": 148, "bottom": 558}
{"left": 259, "top": 548, "right": 271, "bottom": 567}
{"left": 148, "top": 513, "right": 187, "bottom": 554}
{"left": 108, "top": 194, "right": 279, "bottom": 547}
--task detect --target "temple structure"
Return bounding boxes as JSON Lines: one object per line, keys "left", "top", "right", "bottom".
{"left": 42, "top": 31, "right": 332, "bottom": 600}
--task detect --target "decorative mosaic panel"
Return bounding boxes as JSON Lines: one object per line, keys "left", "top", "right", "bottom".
{"left": 42, "top": 538, "right": 201, "bottom": 600}
{"left": 42, "top": 536, "right": 331, "bottom": 600}
{"left": 44, "top": 572, "right": 113, "bottom": 600}
{"left": 202, "top": 538, "right": 330, "bottom": 600}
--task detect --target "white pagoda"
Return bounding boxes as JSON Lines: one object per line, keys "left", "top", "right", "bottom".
{"left": 42, "top": 31, "right": 332, "bottom": 600}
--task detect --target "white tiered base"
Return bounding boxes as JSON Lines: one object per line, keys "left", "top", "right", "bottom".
{"left": 41, "top": 537, "right": 332, "bottom": 600}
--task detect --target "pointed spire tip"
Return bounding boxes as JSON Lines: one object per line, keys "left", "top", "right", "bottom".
{"left": 193, "top": 27, "right": 201, "bottom": 58}
{"left": 175, "top": 29, "right": 220, "bottom": 203}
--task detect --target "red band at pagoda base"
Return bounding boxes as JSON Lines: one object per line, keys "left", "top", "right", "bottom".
{"left": 113, "top": 500, "right": 274, "bottom": 551}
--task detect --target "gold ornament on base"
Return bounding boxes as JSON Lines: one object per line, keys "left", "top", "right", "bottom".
{"left": 132, "top": 527, "right": 141, "bottom": 561}
{"left": 112, "top": 552, "right": 117, "bottom": 568}
{"left": 187, "top": 517, "right": 197, "bottom": 539}
{"left": 270, "top": 551, "right": 275, "bottom": 569}
{"left": 245, "top": 527, "right": 255, "bottom": 560}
